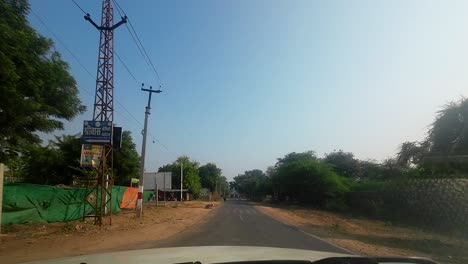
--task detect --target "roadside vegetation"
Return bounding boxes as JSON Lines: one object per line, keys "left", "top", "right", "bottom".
{"left": 2, "top": 1, "right": 468, "bottom": 261}
{"left": 1, "top": 0, "right": 228, "bottom": 198}
{"left": 158, "top": 157, "right": 229, "bottom": 198}
{"left": 232, "top": 97, "right": 468, "bottom": 237}
{"left": 256, "top": 205, "right": 468, "bottom": 264}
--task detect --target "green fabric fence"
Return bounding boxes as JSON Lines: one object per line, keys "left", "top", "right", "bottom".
{"left": 1, "top": 184, "right": 131, "bottom": 225}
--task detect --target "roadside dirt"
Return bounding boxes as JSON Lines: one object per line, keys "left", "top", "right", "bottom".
{"left": 0, "top": 201, "right": 220, "bottom": 263}
{"left": 256, "top": 205, "right": 468, "bottom": 264}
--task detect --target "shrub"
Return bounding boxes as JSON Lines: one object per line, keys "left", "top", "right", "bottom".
{"left": 274, "top": 157, "right": 350, "bottom": 208}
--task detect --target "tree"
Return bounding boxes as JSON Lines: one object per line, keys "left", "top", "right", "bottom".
{"left": 276, "top": 151, "right": 317, "bottom": 167}
{"left": 233, "top": 169, "right": 271, "bottom": 200}
{"left": 217, "top": 176, "right": 230, "bottom": 196}
{"left": 266, "top": 166, "right": 277, "bottom": 178}
{"left": 0, "top": 0, "right": 85, "bottom": 161}
{"left": 397, "top": 141, "right": 430, "bottom": 168}
{"left": 379, "top": 158, "right": 404, "bottom": 179}
{"left": 159, "top": 156, "right": 202, "bottom": 198}
{"left": 272, "top": 151, "right": 318, "bottom": 188}
{"left": 4, "top": 154, "right": 26, "bottom": 178}
{"left": 22, "top": 134, "right": 83, "bottom": 185}
{"left": 272, "top": 151, "right": 349, "bottom": 208}
{"left": 324, "top": 150, "right": 359, "bottom": 178}
{"left": 229, "top": 181, "right": 236, "bottom": 190}
{"left": 395, "top": 98, "right": 468, "bottom": 174}
{"left": 357, "top": 159, "right": 384, "bottom": 180}
{"left": 199, "top": 163, "right": 222, "bottom": 192}
{"left": 22, "top": 144, "right": 63, "bottom": 185}
{"left": 51, "top": 134, "right": 82, "bottom": 169}
{"left": 428, "top": 98, "right": 468, "bottom": 155}
{"left": 19, "top": 131, "right": 140, "bottom": 186}
{"left": 113, "top": 131, "right": 140, "bottom": 186}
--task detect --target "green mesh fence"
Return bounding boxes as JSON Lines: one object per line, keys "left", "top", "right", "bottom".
{"left": 1, "top": 184, "right": 130, "bottom": 225}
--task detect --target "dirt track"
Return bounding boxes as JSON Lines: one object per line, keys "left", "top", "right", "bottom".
{"left": 0, "top": 201, "right": 219, "bottom": 263}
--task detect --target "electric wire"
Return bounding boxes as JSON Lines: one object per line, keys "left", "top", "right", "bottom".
{"left": 33, "top": 7, "right": 173, "bottom": 154}
{"left": 112, "top": 0, "right": 164, "bottom": 86}
{"left": 71, "top": 0, "right": 86, "bottom": 15}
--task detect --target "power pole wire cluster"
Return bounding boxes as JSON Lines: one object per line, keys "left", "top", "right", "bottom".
{"left": 66, "top": 3, "right": 183, "bottom": 220}
{"left": 35, "top": 3, "right": 172, "bottom": 156}
{"left": 82, "top": 0, "right": 127, "bottom": 225}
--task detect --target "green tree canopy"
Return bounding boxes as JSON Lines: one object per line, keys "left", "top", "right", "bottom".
{"left": 396, "top": 98, "right": 468, "bottom": 174}
{"left": 273, "top": 151, "right": 349, "bottom": 209}
{"left": 428, "top": 98, "right": 468, "bottom": 155}
{"left": 357, "top": 159, "right": 385, "bottom": 180}
{"left": 113, "top": 131, "right": 140, "bottom": 186}
{"left": 19, "top": 131, "right": 140, "bottom": 186}
{"left": 199, "top": 162, "right": 222, "bottom": 192}
{"left": 0, "top": 0, "right": 85, "bottom": 161}
{"left": 276, "top": 151, "right": 317, "bottom": 167}
{"left": 22, "top": 134, "right": 83, "bottom": 185}
{"left": 159, "top": 156, "right": 201, "bottom": 198}
{"left": 323, "top": 150, "right": 359, "bottom": 178}
{"left": 232, "top": 169, "right": 271, "bottom": 200}
{"left": 397, "top": 141, "right": 429, "bottom": 168}
{"left": 217, "top": 175, "right": 230, "bottom": 196}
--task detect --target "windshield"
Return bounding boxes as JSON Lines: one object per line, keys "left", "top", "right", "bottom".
{"left": 0, "top": 1, "right": 467, "bottom": 264}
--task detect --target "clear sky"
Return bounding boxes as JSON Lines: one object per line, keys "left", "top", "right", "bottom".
{"left": 29, "top": 0, "right": 468, "bottom": 180}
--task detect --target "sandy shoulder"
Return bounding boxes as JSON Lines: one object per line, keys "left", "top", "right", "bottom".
{"left": 255, "top": 204, "right": 468, "bottom": 264}
{"left": 0, "top": 201, "right": 220, "bottom": 263}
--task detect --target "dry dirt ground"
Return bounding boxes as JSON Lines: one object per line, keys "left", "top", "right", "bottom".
{"left": 0, "top": 201, "right": 220, "bottom": 263}
{"left": 256, "top": 205, "right": 468, "bottom": 264}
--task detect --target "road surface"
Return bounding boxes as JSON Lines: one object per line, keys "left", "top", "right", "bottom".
{"left": 154, "top": 199, "right": 348, "bottom": 253}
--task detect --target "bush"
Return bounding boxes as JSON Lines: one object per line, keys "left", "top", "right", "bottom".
{"left": 274, "top": 156, "right": 350, "bottom": 208}
{"left": 351, "top": 180, "right": 387, "bottom": 192}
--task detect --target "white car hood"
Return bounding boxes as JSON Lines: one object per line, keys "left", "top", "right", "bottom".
{"left": 28, "top": 246, "right": 351, "bottom": 264}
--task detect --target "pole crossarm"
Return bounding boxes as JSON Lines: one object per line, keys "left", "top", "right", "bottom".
{"left": 85, "top": 13, "right": 127, "bottom": 31}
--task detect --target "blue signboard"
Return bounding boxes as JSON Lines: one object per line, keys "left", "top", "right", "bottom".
{"left": 82, "top": 120, "right": 112, "bottom": 144}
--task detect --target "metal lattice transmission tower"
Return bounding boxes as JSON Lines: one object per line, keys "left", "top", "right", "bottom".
{"left": 83, "top": 0, "right": 126, "bottom": 225}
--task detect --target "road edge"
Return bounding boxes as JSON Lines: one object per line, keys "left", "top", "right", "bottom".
{"left": 253, "top": 204, "right": 356, "bottom": 255}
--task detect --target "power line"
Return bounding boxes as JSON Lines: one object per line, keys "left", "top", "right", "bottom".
{"left": 71, "top": 0, "right": 87, "bottom": 15}
{"left": 68, "top": 1, "right": 139, "bottom": 83}
{"left": 111, "top": 0, "right": 150, "bottom": 67}
{"left": 112, "top": 0, "right": 164, "bottom": 86}
{"left": 150, "top": 133, "right": 172, "bottom": 153}
{"left": 31, "top": 10, "right": 95, "bottom": 80}
{"left": 127, "top": 20, "right": 163, "bottom": 85}
{"left": 115, "top": 51, "right": 137, "bottom": 82}
{"left": 111, "top": 0, "right": 124, "bottom": 19}
{"left": 114, "top": 99, "right": 170, "bottom": 153}
{"left": 32, "top": 9, "right": 174, "bottom": 155}
{"left": 124, "top": 23, "right": 152, "bottom": 68}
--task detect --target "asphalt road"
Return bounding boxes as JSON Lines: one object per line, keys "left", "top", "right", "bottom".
{"left": 156, "top": 199, "right": 348, "bottom": 254}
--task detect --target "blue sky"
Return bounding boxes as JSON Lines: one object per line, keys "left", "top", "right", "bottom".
{"left": 29, "top": 0, "right": 468, "bottom": 179}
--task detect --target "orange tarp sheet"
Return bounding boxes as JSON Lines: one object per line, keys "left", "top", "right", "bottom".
{"left": 120, "top": 187, "right": 138, "bottom": 209}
